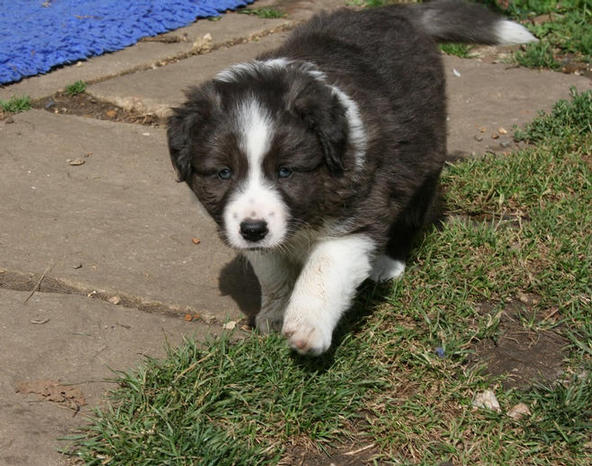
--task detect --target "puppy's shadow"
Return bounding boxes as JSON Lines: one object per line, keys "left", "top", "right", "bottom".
{"left": 218, "top": 255, "right": 261, "bottom": 322}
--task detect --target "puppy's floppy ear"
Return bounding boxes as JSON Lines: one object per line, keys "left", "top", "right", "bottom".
{"left": 167, "top": 84, "right": 219, "bottom": 182}
{"left": 287, "top": 77, "right": 348, "bottom": 175}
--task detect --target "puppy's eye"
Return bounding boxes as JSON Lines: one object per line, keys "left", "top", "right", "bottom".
{"left": 217, "top": 168, "right": 232, "bottom": 180}
{"left": 278, "top": 167, "right": 293, "bottom": 179}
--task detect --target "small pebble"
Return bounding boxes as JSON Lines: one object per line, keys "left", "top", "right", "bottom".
{"left": 472, "top": 389, "right": 501, "bottom": 412}
{"left": 474, "top": 135, "right": 484, "bottom": 142}
{"left": 108, "top": 296, "right": 121, "bottom": 305}
{"left": 507, "top": 402, "right": 531, "bottom": 420}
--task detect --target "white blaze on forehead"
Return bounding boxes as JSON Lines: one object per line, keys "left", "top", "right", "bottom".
{"left": 223, "top": 99, "right": 289, "bottom": 249}
{"left": 238, "top": 99, "right": 272, "bottom": 173}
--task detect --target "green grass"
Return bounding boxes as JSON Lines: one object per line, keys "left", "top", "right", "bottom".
{"left": 440, "top": 42, "right": 474, "bottom": 58}
{"left": 0, "top": 95, "right": 32, "bottom": 113}
{"left": 69, "top": 334, "right": 383, "bottom": 464}
{"left": 515, "top": 86, "right": 592, "bottom": 142}
{"left": 64, "top": 80, "right": 87, "bottom": 96}
{"left": 489, "top": 0, "right": 592, "bottom": 68}
{"left": 238, "top": 7, "right": 285, "bottom": 19}
{"left": 69, "top": 92, "right": 592, "bottom": 464}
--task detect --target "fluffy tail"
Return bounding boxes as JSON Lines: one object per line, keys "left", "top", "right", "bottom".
{"left": 400, "top": 0, "right": 538, "bottom": 45}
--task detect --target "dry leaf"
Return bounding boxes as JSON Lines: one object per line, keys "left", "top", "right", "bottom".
{"left": 517, "top": 291, "right": 540, "bottom": 305}
{"left": 223, "top": 321, "right": 237, "bottom": 330}
{"left": 191, "top": 237, "right": 201, "bottom": 245}
{"left": 184, "top": 313, "right": 193, "bottom": 322}
{"left": 69, "top": 159, "right": 85, "bottom": 166}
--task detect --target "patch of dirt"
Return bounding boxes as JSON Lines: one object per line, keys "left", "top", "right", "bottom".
{"left": 33, "top": 92, "right": 163, "bottom": 127}
{"left": 470, "top": 297, "right": 568, "bottom": 389}
{"left": 16, "top": 379, "right": 86, "bottom": 412}
{"left": 280, "top": 441, "right": 380, "bottom": 466}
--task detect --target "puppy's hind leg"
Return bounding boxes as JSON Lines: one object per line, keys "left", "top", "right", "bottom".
{"left": 370, "top": 255, "right": 406, "bottom": 283}
{"left": 245, "top": 251, "right": 300, "bottom": 334}
{"left": 374, "top": 172, "right": 442, "bottom": 283}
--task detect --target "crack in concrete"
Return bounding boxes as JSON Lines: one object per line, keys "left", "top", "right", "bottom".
{"left": 75, "top": 22, "right": 296, "bottom": 88}
{"left": 0, "top": 266, "right": 226, "bottom": 327}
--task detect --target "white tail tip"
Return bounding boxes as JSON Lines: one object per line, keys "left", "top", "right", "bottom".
{"left": 495, "top": 20, "right": 538, "bottom": 45}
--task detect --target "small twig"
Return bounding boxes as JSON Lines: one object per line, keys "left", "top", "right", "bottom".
{"left": 541, "top": 307, "right": 560, "bottom": 322}
{"left": 172, "top": 353, "right": 214, "bottom": 383}
{"left": 344, "top": 444, "right": 375, "bottom": 456}
{"left": 23, "top": 263, "right": 54, "bottom": 304}
{"left": 61, "top": 379, "right": 119, "bottom": 386}
{"left": 30, "top": 318, "right": 50, "bottom": 325}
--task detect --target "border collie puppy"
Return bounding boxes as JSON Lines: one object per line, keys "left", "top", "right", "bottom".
{"left": 168, "top": 0, "right": 536, "bottom": 355}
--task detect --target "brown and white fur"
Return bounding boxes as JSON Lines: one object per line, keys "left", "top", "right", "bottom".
{"left": 167, "top": 0, "right": 537, "bottom": 355}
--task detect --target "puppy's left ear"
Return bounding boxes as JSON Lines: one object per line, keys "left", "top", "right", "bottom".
{"left": 289, "top": 80, "right": 349, "bottom": 175}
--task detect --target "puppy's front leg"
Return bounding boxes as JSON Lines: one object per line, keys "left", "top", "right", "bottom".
{"left": 245, "top": 251, "right": 300, "bottom": 334}
{"left": 282, "top": 235, "right": 375, "bottom": 355}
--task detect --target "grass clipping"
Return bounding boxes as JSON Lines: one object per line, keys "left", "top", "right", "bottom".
{"left": 70, "top": 90, "right": 592, "bottom": 465}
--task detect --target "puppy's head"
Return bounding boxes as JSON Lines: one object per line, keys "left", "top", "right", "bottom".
{"left": 167, "top": 61, "right": 350, "bottom": 250}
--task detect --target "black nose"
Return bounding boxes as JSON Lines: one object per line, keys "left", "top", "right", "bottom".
{"left": 239, "top": 219, "right": 268, "bottom": 242}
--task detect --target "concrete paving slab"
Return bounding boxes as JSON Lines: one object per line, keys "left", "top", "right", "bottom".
{"left": 87, "top": 32, "right": 289, "bottom": 117}
{"left": 0, "top": 288, "right": 218, "bottom": 466}
{"left": 0, "top": 13, "right": 291, "bottom": 102}
{"left": 89, "top": 37, "right": 591, "bottom": 153}
{"left": 445, "top": 56, "right": 592, "bottom": 156}
{"left": 0, "top": 110, "right": 260, "bottom": 323}
{"left": 250, "top": 0, "right": 347, "bottom": 21}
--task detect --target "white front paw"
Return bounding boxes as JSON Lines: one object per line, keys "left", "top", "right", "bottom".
{"left": 282, "top": 316, "right": 332, "bottom": 356}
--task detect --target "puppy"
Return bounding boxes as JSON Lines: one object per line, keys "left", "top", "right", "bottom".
{"left": 167, "top": 0, "right": 536, "bottom": 355}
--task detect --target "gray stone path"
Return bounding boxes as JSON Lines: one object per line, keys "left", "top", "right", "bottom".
{"left": 0, "top": 288, "right": 219, "bottom": 466}
{"left": 0, "top": 1, "right": 590, "bottom": 464}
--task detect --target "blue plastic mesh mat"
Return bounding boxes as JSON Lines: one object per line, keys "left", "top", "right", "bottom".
{"left": 0, "top": 0, "right": 254, "bottom": 85}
